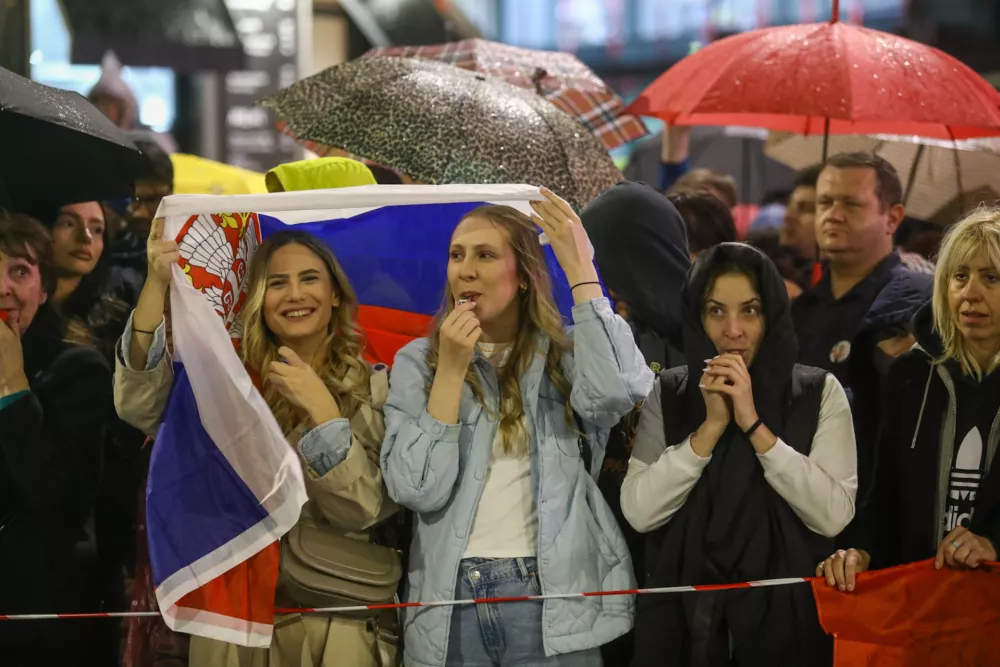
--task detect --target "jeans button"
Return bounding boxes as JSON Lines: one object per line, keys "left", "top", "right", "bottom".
{"left": 471, "top": 570, "right": 480, "bottom": 580}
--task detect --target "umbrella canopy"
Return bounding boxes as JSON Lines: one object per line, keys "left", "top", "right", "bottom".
{"left": 362, "top": 38, "right": 648, "bottom": 151}
{"left": 171, "top": 154, "right": 267, "bottom": 196}
{"left": 626, "top": 18, "right": 1000, "bottom": 141}
{"left": 263, "top": 57, "right": 622, "bottom": 211}
{"left": 766, "top": 132, "right": 1000, "bottom": 222}
{"left": 0, "top": 67, "right": 146, "bottom": 214}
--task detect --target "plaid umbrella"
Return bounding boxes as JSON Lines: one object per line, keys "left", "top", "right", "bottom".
{"left": 263, "top": 57, "right": 623, "bottom": 211}
{"left": 361, "top": 39, "right": 647, "bottom": 151}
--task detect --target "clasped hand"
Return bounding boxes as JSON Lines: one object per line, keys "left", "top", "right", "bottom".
{"left": 700, "top": 353, "right": 758, "bottom": 431}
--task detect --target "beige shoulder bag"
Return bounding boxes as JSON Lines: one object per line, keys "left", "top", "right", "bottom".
{"left": 278, "top": 366, "right": 402, "bottom": 617}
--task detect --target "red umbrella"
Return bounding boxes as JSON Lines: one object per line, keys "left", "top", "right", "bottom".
{"left": 363, "top": 38, "right": 648, "bottom": 151}
{"left": 626, "top": 0, "right": 1000, "bottom": 142}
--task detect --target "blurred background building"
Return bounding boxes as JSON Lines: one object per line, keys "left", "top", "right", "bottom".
{"left": 2, "top": 0, "right": 998, "bottom": 171}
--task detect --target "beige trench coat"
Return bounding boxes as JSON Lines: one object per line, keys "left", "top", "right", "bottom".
{"left": 114, "top": 344, "right": 400, "bottom": 667}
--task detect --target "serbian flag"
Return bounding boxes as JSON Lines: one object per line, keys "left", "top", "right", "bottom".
{"left": 150, "top": 184, "right": 565, "bottom": 646}
{"left": 813, "top": 559, "right": 1000, "bottom": 666}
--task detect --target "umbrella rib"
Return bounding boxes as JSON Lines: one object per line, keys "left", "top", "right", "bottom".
{"left": 530, "top": 102, "right": 582, "bottom": 209}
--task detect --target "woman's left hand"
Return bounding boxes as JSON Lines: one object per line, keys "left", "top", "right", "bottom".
{"left": 529, "top": 187, "right": 598, "bottom": 286}
{"left": 702, "top": 353, "right": 758, "bottom": 431}
{"left": 267, "top": 347, "right": 342, "bottom": 426}
{"left": 936, "top": 526, "right": 997, "bottom": 570}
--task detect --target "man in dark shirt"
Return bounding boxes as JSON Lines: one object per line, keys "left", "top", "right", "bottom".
{"left": 792, "top": 153, "right": 932, "bottom": 521}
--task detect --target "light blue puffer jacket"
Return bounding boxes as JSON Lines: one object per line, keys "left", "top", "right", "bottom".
{"left": 381, "top": 298, "right": 655, "bottom": 667}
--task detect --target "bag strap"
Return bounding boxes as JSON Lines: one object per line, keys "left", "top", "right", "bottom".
{"left": 369, "top": 363, "right": 389, "bottom": 410}
{"left": 573, "top": 412, "right": 592, "bottom": 475}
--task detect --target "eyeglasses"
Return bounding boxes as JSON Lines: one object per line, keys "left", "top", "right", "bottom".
{"left": 128, "top": 196, "right": 165, "bottom": 212}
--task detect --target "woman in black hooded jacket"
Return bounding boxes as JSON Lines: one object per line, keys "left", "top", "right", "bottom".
{"left": 623, "top": 243, "right": 858, "bottom": 666}
{"left": 582, "top": 182, "right": 691, "bottom": 666}
{"left": 820, "top": 207, "right": 1000, "bottom": 591}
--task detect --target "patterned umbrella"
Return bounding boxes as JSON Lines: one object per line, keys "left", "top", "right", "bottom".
{"left": 362, "top": 38, "right": 648, "bottom": 151}
{"left": 262, "top": 57, "right": 623, "bottom": 211}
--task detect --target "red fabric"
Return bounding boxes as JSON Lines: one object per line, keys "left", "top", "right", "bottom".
{"left": 626, "top": 22, "right": 1000, "bottom": 140}
{"left": 358, "top": 305, "right": 434, "bottom": 366}
{"left": 174, "top": 543, "right": 281, "bottom": 626}
{"left": 811, "top": 261, "right": 824, "bottom": 287}
{"left": 733, "top": 204, "right": 758, "bottom": 239}
{"left": 812, "top": 559, "right": 1000, "bottom": 666}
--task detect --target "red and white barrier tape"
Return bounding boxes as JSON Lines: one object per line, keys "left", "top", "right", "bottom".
{"left": 0, "top": 576, "right": 810, "bottom": 621}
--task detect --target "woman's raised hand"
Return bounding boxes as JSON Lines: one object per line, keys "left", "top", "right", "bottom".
{"left": 438, "top": 300, "right": 481, "bottom": 373}
{"left": 146, "top": 217, "right": 181, "bottom": 293}
{"left": 701, "top": 353, "right": 758, "bottom": 432}
{"left": 528, "top": 188, "right": 600, "bottom": 296}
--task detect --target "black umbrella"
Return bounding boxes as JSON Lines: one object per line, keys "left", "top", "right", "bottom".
{"left": 263, "top": 56, "right": 623, "bottom": 211}
{"left": 0, "top": 67, "right": 147, "bottom": 215}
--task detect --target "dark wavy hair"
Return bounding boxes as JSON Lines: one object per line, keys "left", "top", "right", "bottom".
{"left": 42, "top": 203, "right": 129, "bottom": 356}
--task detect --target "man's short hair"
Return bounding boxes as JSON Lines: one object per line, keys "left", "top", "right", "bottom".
{"left": 0, "top": 210, "right": 56, "bottom": 296}
{"left": 823, "top": 152, "right": 903, "bottom": 211}
{"left": 668, "top": 190, "right": 738, "bottom": 254}
{"left": 668, "top": 168, "right": 738, "bottom": 209}
{"left": 127, "top": 133, "right": 174, "bottom": 192}
{"left": 793, "top": 164, "right": 824, "bottom": 190}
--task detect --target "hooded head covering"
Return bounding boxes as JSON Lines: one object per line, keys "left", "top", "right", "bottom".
{"left": 581, "top": 181, "right": 690, "bottom": 367}
{"left": 265, "top": 158, "right": 377, "bottom": 193}
{"left": 678, "top": 242, "right": 798, "bottom": 430}
{"left": 634, "top": 243, "right": 831, "bottom": 667}
{"left": 88, "top": 52, "right": 140, "bottom": 130}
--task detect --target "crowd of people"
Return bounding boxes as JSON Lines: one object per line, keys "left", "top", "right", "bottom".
{"left": 1, "top": 124, "right": 999, "bottom": 667}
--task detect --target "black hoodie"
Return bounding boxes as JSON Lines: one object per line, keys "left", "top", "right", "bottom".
{"left": 582, "top": 181, "right": 691, "bottom": 373}
{"left": 860, "top": 302, "right": 1000, "bottom": 569}
{"left": 582, "top": 181, "right": 691, "bottom": 667}
{"left": 633, "top": 243, "right": 832, "bottom": 667}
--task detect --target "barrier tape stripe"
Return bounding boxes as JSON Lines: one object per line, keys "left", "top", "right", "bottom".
{"left": 0, "top": 576, "right": 810, "bottom": 621}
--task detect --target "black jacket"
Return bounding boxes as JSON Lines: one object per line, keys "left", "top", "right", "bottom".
{"left": 582, "top": 181, "right": 691, "bottom": 666}
{"left": 633, "top": 243, "right": 832, "bottom": 667}
{"left": 835, "top": 262, "right": 931, "bottom": 548}
{"left": 860, "top": 302, "right": 1000, "bottom": 569}
{"left": 0, "top": 308, "right": 111, "bottom": 665}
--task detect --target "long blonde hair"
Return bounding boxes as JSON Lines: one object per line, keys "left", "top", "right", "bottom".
{"left": 240, "top": 231, "right": 371, "bottom": 434}
{"left": 427, "top": 205, "right": 574, "bottom": 456}
{"left": 932, "top": 206, "right": 1000, "bottom": 379}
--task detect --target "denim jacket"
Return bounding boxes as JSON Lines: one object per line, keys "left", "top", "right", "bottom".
{"left": 381, "top": 298, "right": 654, "bottom": 667}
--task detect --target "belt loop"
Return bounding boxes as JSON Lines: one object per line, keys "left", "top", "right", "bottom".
{"left": 516, "top": 557, "right": 529, "bottom": 580}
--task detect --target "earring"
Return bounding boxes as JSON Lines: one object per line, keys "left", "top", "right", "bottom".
{"left": 519, "top": 284, "right": 528, "bottom": 293}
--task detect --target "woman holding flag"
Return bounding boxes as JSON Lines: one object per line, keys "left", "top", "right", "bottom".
{"left": 380, "top": 188, "right": 654, "bottom": 666}
{"left": 114, "top": 216, "right": 400, "bottom": 666}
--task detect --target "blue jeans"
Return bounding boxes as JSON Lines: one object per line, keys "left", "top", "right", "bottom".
{"left": 446, "top": 557, "right": 603, "bottom": 667}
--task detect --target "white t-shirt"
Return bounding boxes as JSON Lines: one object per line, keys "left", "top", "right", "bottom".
{"left": 463, "top": 342, "right": 538, "bottom": 558}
